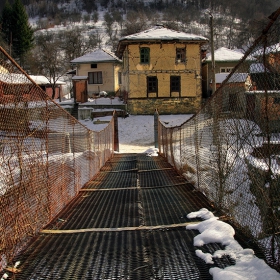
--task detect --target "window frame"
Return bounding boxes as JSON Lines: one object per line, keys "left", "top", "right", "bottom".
{"left": 220, "top": 67, "right": 233, "bottom": 73}
{"left": 88, "top": 71, "right": 103, "bottom": 84}
{"left": 118, "top": 72, "right": 122, "bottom": 85}
{"left": 91, "top": 63, "right": 97, "bottom": 68}
{"left": 140, "top": 47, "right": 150, "bottom": 64}
{"left": 170, "top": 76, "right": 181, "bottom": 94}
{"left": 176, "top": 48, "right": 186, "bottom": 63}
{"left": 147, "top": 76, "right": 158, "bottom": 96}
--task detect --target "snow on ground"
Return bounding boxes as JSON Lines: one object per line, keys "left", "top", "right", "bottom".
{"left": 80, "top": 114, "right": 192, "bottom": 153}
{"left": 187, "top": 208, "right": 280, "bottom": 280}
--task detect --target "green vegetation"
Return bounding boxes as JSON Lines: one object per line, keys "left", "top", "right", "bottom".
{"left": 0, "top": 0, "right": 34, "bottom": 66}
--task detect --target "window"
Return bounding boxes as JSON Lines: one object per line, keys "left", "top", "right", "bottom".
{"left": 88, "top": 71, "right": 103, "bottom": 84}
{"left": 140, "top": 47, "right": 150, "bottom": 64}
{"left": 176, "top": 48, "right": 186, "bottom": 63}
{"left": 147, "top": 76, "right": 158, "bottom": 94}
{"left": 170, "top": 76, "right": 181, "bottom": 92}
{"left": 118, "top": 72, "right": 122, "bottom": 85}
{"left": 91, "top": 64, "right": 97, "bottom": 68}
{"left": 220, "top": 67, "right": 233, "bottom": 73}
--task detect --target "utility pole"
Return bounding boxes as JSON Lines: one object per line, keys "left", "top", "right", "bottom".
{"left": 209, "top": 12, "right": 216, "bottom": 94}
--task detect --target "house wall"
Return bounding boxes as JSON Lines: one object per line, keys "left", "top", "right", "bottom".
{"left": 203, "top": 61, "right": 252, "bottom": 97}
{"left": 268, "top": 52, "right": 280, "bottom": 73}
{"left": 123, "top": 42, "right": 203, "bottom": 114}
{"left": 77, "top": 62, "right": 121, "bottom": 95}
{"left": 45, "top": 86, "right": 61, "bottom": 99}
{"left": 247, "top": 91, "right": 280, "bottom": 132}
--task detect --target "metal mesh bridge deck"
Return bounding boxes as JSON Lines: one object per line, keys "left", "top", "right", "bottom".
{"left": 10, "top": 154, "right": 242, "bottom": 279}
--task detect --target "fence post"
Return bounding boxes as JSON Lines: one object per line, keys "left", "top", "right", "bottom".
{"left": 113, "top": 111, "right": 119, "bottom": 152}
{"left": 154, "top": 109, "right": 158, "bottom": 148}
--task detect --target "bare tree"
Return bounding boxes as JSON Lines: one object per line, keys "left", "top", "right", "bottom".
{"left": 121, "top": 10, "right": 148, "bottom": 36}
{"left": 29, "top": 32, "right": 68, "bottom": 100}
{"left": 58, "top": 27, "right": 98, "bottom": 61}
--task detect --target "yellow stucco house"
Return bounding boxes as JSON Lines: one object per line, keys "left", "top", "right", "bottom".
{"left": 116, "top": 26, "right": 208, "bottom": 114}
{"left": 71, "top": 48, "right": 122, "bottom": 99}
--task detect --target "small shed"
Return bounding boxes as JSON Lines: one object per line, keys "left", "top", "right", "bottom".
{"left": 72, "top": 76, "right": 88, "bottom": 103}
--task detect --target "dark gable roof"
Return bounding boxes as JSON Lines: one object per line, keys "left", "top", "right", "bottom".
{"left": 116, "top": 26, "right": 209, "bottom": 58}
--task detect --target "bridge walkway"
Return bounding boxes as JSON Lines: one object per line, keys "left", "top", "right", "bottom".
{"left": 10, "top": 154, "right": 240, "bottom": 279}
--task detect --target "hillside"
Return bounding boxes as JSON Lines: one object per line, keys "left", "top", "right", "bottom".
{"left": 2, "top": 0, "right": 279, "bottom": 51}
{"left": 1, "top": 0, "right": 279, "bottom": 77}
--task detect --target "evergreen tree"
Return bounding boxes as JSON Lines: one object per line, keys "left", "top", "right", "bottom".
{"left": 0, "top": 0, "right": 13, "bottom": 50}
{"left": 11, "top": 0, "right": 34, "bottom": 64}
{"left": 1, "top": 0, "right": 34, "bottom": 64}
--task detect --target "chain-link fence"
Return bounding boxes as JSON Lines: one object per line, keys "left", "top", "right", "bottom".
{"left": 0, "top": 47, "right": 115, "bottom": 270}
{"left": 158, "top": 8, "right": 280, "bottom": 271}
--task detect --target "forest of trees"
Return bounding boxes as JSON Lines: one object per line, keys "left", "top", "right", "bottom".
{"left": 0, "top": 0, "right": 279, "bottom": 73}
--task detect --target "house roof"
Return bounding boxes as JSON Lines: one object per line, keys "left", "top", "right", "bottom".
{"left": 215, "top": 73, "right": 250, "bottom": 84}
{"left": 0, "top": 73, "right": 65, "bottom": 85}
{"left": 251, "top": 43, "right": 280, "bottom": 56}
{"left": 116, "top": 26, "right": 209, "bottom": 58}
{"left": 72, "top": 75, "right": 88, "bottom": 80}
{"left": 71, "top": 49, "right": 122, "bottom": 64}
{"left": 250, "top": 63, "right": 268, "bottom": 73}
{"left": 30, "top": 75, "right": 66, "bottom": 85}
{"left": 206, "top": 47, "right": 254, "bottom": 62}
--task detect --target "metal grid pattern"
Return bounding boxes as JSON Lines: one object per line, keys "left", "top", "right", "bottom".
{"left": 157, "top": 8, "right": 280, "bottom": 271}
{"left": 5, "top": 154, "right": 239, "bottom": 279}
{"left": 12, "top": 229, "right": 222, "bottom": 280}
{"left": 47, "top": 189, "right": 140, "bottom": 229}
{"left": 142, "top": 184, "right": 212, "bottom": 226}
{"left": 0, "top": 47, "right": 115, "bottom": 270}
{"left": 85, "top": 171, "right": 138, "bottom": 189}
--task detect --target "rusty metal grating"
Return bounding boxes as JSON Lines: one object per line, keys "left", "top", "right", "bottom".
{"left": 137, "top": 156, "right": 173, "bottom": 170}
{"left": 142, "top": 184, "right": 212, "bottom": 226}
{"left": 5, "top": 154, "right": 254, "bottom": 279}
{"left": 100, "top": 158, "right": 137, "bottom": 172}
{"left": 84, "top": 171, "right": 138, "bottom": 189}
{"left": 12, "top": 229, "right": 228, "bottom": 280}
{"left": 138, "top": 169, "right": 186, "bottom": 188}
{"left": 46, "top": 189, "right": 140, "bottom": 229}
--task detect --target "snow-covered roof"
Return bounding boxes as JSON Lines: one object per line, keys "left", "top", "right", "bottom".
{"left": 119, "top": 26, "right": 208, "bottom": 42}
{"left": 71, "top": 49, "right": 122, "bottom": 64}
{"left": 251, "top": 43, "right": 280, "bottom": 56}
{"left": 0, "top": 73, "right": 29, "bottom": 84}
{"left": 206, "top": 47, "right": 254, "bottom": 62}
{"left": 30, "top": 75, "right": 66, "bottom": 85}
{"left": 249, "top": 63, "right": 268, "bottom": 73}
{"left": 72, "top": 75, "right": 88, "bottom": 80}
{"left": 215, "top": 73, "right": 250, "bottom": 83}
{"left": 0, "top": 73, "right": 65, "bottom": 85}
{"left": 117, "top": 26, "right": 208, "bottom": 57}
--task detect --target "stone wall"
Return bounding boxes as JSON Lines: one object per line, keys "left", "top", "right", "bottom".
{"left": 127, "top": 97, "right": 201, "bottom": 114}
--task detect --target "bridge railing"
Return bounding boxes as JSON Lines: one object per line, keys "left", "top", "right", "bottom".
{"left": 158, "top": 8, "right": 280, "bottom": 271}
{"left": 0, "top": 47, "right": 115, "bottom": 270}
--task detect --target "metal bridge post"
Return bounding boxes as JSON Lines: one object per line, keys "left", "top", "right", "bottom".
{"left": 114, "top": 111, "right": 119, "bottom": 152}
{"left": 154, "top": 109, "right": 159, "bottom": 148}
